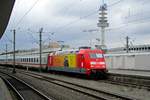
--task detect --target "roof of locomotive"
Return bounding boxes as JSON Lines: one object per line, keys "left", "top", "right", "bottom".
{"left": 50, "top": 48, "right": 103, "bottom": 55}
{"left": 78, "top": 49, "right": 104, "bottom": 54}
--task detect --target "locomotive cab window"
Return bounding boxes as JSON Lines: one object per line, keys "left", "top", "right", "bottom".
{"left": 90, "top": 53, "right": 103, "bottom": 58}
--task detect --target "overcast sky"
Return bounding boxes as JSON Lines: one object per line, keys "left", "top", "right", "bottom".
{"left": 0, "top": 0, "right": 150, "bottom": 52}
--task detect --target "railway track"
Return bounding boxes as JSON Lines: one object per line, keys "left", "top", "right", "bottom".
{"left": 104, "top": 73, "right": 150, "bottom": 91}
{"left": 0, "top": 71, "right": 51, "bottom": 100}
{"left": 101, "top": 79, "right": 150, "bottom": 91}
{"left": 1, "top": 67, "right": 150, "bottom": 90}
{"left": 18, "top": 70, "right": 138, "bottom": 100}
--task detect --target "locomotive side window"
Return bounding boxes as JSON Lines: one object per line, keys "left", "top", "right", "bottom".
{"left": 90, "top": 53, "right": 103, "bottom": 58}
{"left": 81, "top": 55, "right": 84, "bottom": 59}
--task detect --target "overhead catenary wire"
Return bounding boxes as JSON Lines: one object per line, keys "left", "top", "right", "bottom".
{"left": 0, "top": 0, "right": 126, "bottom": 51}
{"left": 14, "top": 0, "right": 40, "bottom": 29}
{"left": 4, "top": 34, "right": 13, "bottom": 43}
{"left": 107, "top": 0, "right": 124, "bottom": 7}
{"left": 60, "top": 0, "right": 84, "bottom": 16}
{"left": 51, "top": 0, "right": 85, "bottom": 32}
{"left": 0, "top": 0, "right": 40, "bottom": 51}
{"left": 52, "top": 0, "right": 124, "bottom": 33}
{"left": 27, "top": 32, "right": 39, "bottom": 45}
{"left": 26, "top": 29, "right": 54, "bottom": 46}
{"left": 12, "top": 0, "right": 124, "bottom": 36}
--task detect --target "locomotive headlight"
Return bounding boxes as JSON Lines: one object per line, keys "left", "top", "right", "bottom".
{"left": 102, "top": 65, "right": 105, "bottom": 68}
{"left": 91, "top": 66, "right": 94, "bottom": 67}
{"left": 90, "top": 62, "right": 96, "bottom": 65}
{"left": 99, "top": 62, "right": 105, "bottom": 65}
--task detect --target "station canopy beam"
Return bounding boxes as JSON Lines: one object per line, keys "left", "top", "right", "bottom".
{"left": 0, "top": 0, "right": 15, "bottom": 39}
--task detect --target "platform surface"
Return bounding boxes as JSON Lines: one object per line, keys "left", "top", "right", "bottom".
{"left": 108, "top": 69, "right": 150, "bottom": 77}
{"left": 0, "top": 78, "right": 12, "bottom": 100}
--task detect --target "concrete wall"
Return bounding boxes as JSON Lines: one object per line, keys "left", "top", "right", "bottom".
{"left": 105, "top": 53, "right": 150, "bottom": 70}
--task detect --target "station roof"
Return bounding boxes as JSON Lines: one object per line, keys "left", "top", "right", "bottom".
{"left": 0, "top": 0, "right": 15, "bottom": 39}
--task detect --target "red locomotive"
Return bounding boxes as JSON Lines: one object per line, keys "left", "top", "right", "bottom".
{"left": 47, "top": 48, "right": 107, "bottom": 77}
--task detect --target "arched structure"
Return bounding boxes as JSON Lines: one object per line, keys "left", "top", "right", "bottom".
{"left": 0, "top": 0, "right": 15, "bottom": 38}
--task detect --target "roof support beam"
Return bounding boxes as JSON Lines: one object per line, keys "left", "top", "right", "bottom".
{"left": 0, "top": 0, "right": 15, "bottom": 38}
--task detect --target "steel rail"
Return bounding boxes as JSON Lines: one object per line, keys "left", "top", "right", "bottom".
{"left": 20, "top": 71, "right": 138, "bottom": 100}
{"left": 0, "top": 71, "right": 51, "bottom": 100}
{"left": 1, "top": 76, "right": 25, "bottom": 100}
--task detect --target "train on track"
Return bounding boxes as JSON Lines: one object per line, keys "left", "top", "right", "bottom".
{"left": 0, "top": 47, "right": 107, "bottom": 78}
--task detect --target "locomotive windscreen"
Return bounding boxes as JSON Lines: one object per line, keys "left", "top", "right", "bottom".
{"left": 90, "top": 53, "right": 103, "bottom": 58}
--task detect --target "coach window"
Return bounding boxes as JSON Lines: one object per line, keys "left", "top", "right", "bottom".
{"left": 129, "top": 48, "right": 131, "bottom": 51}
{"left": 37, "top": 58, "right": 38, "bottom": 62}
{"left": 145, "top": 47, "right": 147, "bottom": 51}
{"left": 44, "top": 58, "right": 46, "bottom": 63}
